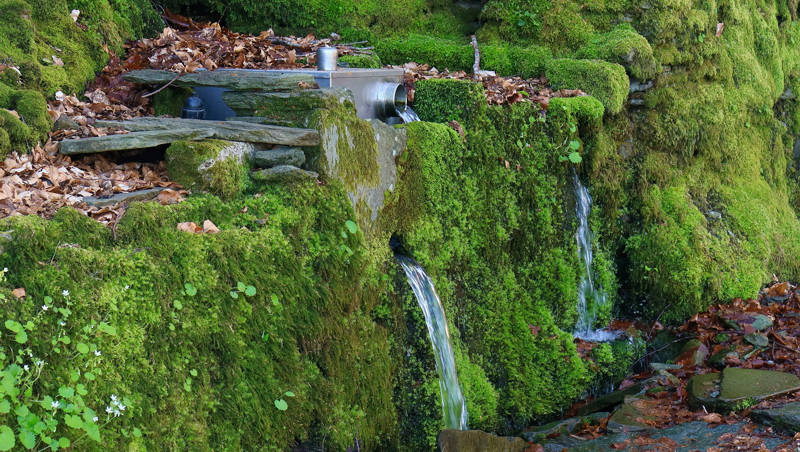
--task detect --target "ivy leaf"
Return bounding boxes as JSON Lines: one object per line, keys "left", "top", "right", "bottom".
{"left": 568, "top": 152, "right": 583, "bottom": 164}
{"left": 274, "top": 399, "right": 288, "bottom": 411}
{"left": 98, "top": 322, "right": 116, "bottom": 335}
{"left": 244, "top": 286, "right": 256, "bottom": 297}
{"left": 173, "top": 300, "right": 183, "bottom": 310}
{"left": 58, "top": 386, "right": 75, "bottom": 399}
{"left": 345, "top": 220, "right": 358, "bottom": 235}
{"left": 237, "top": 281, "right": 246, "bottom": 292}
{"left": 229, "top": 291, "right": 239, "bottom": 300}
{"left": 14, "top": 331, "right": 27, "bottom": 344}
{"left": 132, "top": 428, "right": 142, "bottom": 438}
{"left": 189, "top": 369, "right": 198, "bottom": 377}
{"left": 58, "top": 438, "right": 70, "bottom": 448}
{"left": 85, "top": 421, "right": 101, "bottom": 442}
{"left": 0, "top": 426, "right": 12, "bottom": 451}
{"left": 64, "top": 414, "right": 83, "bottom": 429}
{"left": 3, "top": 320, "right": 21, "bottom": 333}
{"left": 0, "top": 401, "right": 9, "bottom": 414}
{"left": 19, "top": 430, "right": 35, "bottom": 449}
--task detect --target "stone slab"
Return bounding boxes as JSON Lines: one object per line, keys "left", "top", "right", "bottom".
{"left": 81, "top": 187, "right": 166, "bottom": 207}
{"left": 122, "top": 69, "right": 316, "bottom": 91}
{"left": 59, "top": 129, "right": 215, "bottom": 155}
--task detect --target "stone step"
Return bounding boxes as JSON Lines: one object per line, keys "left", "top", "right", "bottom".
{"left": 122, "top": 69, "right": 316, "bottom": 91}
{"left": 81, "top": 188, "right": 167, "bottom": 207}
{"left": 94, "top": 118, "right": 320, "bottom": 147}
{"left": 251, "top": 147, "right": 306, "bottom": 168}
{"left": 59, "top": 129, "right": 215, "bottom": 155}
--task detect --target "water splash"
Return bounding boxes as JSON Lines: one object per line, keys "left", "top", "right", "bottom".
{"left": 397, "top": 256, "right": 468, "bottom": 430}
{"left": 396, "top": 106, "right": 420, "bottom": 123}
{"left": 572, "top": 171, "right": 618, "bottom": 343}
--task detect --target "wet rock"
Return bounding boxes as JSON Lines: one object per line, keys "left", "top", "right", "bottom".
{"left": 251, "top": 165, "right": 318, "bottom": 183}
{"left": 53, "top": 114, "right": 79, "bottom": 131}
{"left": 749, "top": 314, "right": 773, "bottom": 331}
{"left": 607, "top": 398, "right": 652, "bottom": 433}
{"left": 540, "top": 421, "right": 784, "bottom": 452}
{"left": 522, "top": 412, "right": 608, "bottom": 443}
{"left": 629, "top": 80, "right": 654, "bottom": 93}
{"left": 577, "top": 383, "right": 643, "bottom": 415}
{"left": 437, "top": 429, "right": 528, "bottom": 452}
{"left": 751, "top": 401, "right": 800, "bottom": 435}
{"left": 744, "top": 333, "right": 769, "bottom": 348}
{"left": 251, "top": 146, "right": 306, "bottom": 168}
{"left": 649, "top": 330, "right": 689, "bottom": 363}
{"left": 60, "top": 128, "right": 215, "bottom": 155}
{"left": 649, "top": 362, "right": 682, "bottom": 372}
{"left": 689, "top": 368, "right": 800, "bottom": 411}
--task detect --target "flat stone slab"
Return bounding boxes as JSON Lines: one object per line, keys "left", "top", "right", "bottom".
{"left": 689, "top": 368, "right": 800, "bottom": 411}
{"left": 577, "top": 383, "right": 643, "bottom": 415}
{"left": 540, "top": 421, "right": 785, "bottom": 452}
{"left": 521, "top": 412, "right": 608, "bottom": 443}
{"left": 607, "top": 400, "right": 652, "bottom": 433}
{"left": 251, "top": 165, "right": 318, "bottom": 183}
{"left": 95, "top": 118, "right": 320, "bottom": 147}
{"left": 81, "top": 188, "right": 166, "bottom": 207}
{"left": 438, "top": 429, "right": 528, "bottom": 452}
{"left": 251, "top": 146, "right": 306, "bottom": 168}
{"left": 59, "top": 128, "right": 215, "bottom": 155}
{"left": 122, "top": 69, "right": 316, "bottom": 91}
{"left": 751, "top": 401, "right": 800, "bottom": 435}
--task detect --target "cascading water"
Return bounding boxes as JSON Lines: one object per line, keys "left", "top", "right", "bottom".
{"left": 396, "top": 106, "right": 421, "bottom": 123}
{"left": 397, "top": 256, "right": 468, "bottom": 430}
{"left": 572, "top": 171, "right": 618, "bottom": 342}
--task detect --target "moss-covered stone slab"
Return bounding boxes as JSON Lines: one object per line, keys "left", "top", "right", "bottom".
{"left": 122, "top": 69, "right": 316, "bottom": 91}
{"left": 545, "top": 58, "right": 629, "bottom": 114}
{"left": 751, "top": 402, "right": 800, "bottom": 435}
{"left": 437, "top": 429, "right": 528, "bottom": 452}
{"left": 94, "top": 118, "right": 320, "bottom": 146}
{"left": 607, "top": 400, "right": 651, "bottom": 433}
{"left": 221, "top": 89, "right": 353, "bottom": 126}
{"left": 251, "top": 147, "right": 306, "bottom": 168}
{"left": 718, "top": 368, "right": 800, "bottom": 405}
{"left": 251, "top": 165, "right": 318, "bottom": 183}
{"left": 687, "top": 372, "right": 720, "bottom": 410}
{"left": 81, "top": 188, "right": 166, "bottom": 207}
{"left": 58, "top": 128, "right": 215, "bottom": 155}
{"left": 166, "top": 139, "right": 252, "bottom": 199}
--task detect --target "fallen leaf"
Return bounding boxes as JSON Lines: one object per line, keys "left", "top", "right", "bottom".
{"left": 701, "top": 412, "right": 722, "bottom": 423}
{"left": 157, "top": 189, "right": 184, "bottom": 205}
{"left": 12, "top": 288, "right": 25, "bottom": 298}
{"left": 202, "top": 219, "right": 220, "bottom": 234}
{"left": 177, "top": 222, "right": 200, "bottom": 234}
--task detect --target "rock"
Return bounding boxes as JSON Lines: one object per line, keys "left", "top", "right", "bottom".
{"left": 540, "top": 421, "right": 785, "bottom": 452}
{"left": 166, "top": 140, "right": 253, "bottom": 199}
{"left": 744, "top": 333, "right": 769, "bottom": 348}
{"left": 251, "top": 146, "right": 306, "bottom": 168}
{"left": 521, "top": 412, "right": 608, "bottom": 443}
{"left": 59, "top": 128, "right": 215, "bottom": 155}
{"left": 751, "top": 401, "right": 800, "bottom": 435}
{"left": 122, "top": 69, "right": 316, "bottom": 91}
{"left": 577, "top": 383, "right": 643, "bottom": 415}
{"left": 607, "top": 398, "right": 652, "bottom": 433}
{"left": 750, "top": 314, "right": 773, "bottom": 331}
{"left": 437, "top": 429, "right": 528, "bottom": 452}
{"left": 81, "top": 187, "right": 166, "bottom": 207}
{"left": 676, "top": 339, "right": 708, "bottom": 366}
{"left": 689, "top": 368, "right": 800, "bottom": 411}
{"left": 629, "top": 80, "right": 654, "bottom": 93}
{"left": 251, "top": 165, "right": 318, "bottom": 183}
{"left": 53, "top": 114, "right": 78, "bottom": 131}
{"left": 95, "top": 118, "right": 320, "bottom": 147}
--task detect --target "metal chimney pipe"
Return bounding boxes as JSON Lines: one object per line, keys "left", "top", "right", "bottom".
{"left": 317, "top": 47, "right": 338, "bottom": 71}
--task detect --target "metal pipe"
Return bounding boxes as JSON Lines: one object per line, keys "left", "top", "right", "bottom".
{"left": 375, "top": 83, "right": 407, "bottom": 119}
{"left": 317, "top": 47, "right": 338, "bottom": 71}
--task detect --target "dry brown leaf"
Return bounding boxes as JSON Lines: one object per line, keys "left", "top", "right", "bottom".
{"left": 157, "top": 189, "right": 184, "bottom": 205}
{"left": 202, "top": 219, "right": 220, "bottom": 234}
{"left": 177, "top": 222, "right": 200, "bottom": 234}
{"left": 11, "top": 288, "right": 25, "bottom": 298}
{"left": 700, "top": 413, "right": 722, "bottom": 423}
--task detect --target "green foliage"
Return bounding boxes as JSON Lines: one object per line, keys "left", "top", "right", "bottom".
{"left": 13, "top": 90, "right": 51, "bottom": 143}
{"left": 546, "top": 58, "right": 630, "bottom": 114}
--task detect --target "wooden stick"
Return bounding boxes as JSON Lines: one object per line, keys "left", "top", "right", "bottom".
{"left": 471, "top": 35, "right": 481, "bottom": 74}
{"left": 141, "top": 72, "right": 181, "bottom": 98}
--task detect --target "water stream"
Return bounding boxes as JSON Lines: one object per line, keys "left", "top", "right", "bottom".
{"left": 397, "top": 256, "right": 468, "bottom": 430}
{"left": 572, "top": 171, "right": 618, "bottom": 342}
{"left": 397, "top": 106, "right": 421, "bottom": 123}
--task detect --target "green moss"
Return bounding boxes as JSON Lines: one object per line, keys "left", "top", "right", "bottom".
{"left": 152, "top": 87, "right": 192, "bottom": 117}
{"left": 548, "top": 96, "right": 605, "bottom": 126}
{"left": 412, "top": 79, "right": 486, "bottom": 126}
{"left": 13, "top": 89, "right": 51, "bottom": 142}
{"left": 575, "top": 24, "right": 660, "bottom": 80}
{"left": 0, "top": 82, "right": 14, "bottom": 107}
{"left": 546, "top": 58, "right": 629, "bottom": 114}
{"left": 165, "top": 139, "right": 250, "bottom": 199}
{"left": 0, "top": 128, "right": 10, "bottom": 158}
{"left": 0, "top": 0, "right": 35, "bottom": 53}
{"left": 339, "top": 53, "right": 383, "bottom": 69}
{"left": 0, "top": 108, "right": 32, "bottom": 152}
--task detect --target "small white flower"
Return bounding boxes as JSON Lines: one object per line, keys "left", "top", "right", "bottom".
{"left": 92, "top": 416, "right": 98, "bottom": 422}
{"left": 59, "top": 321, "right": 66, "bottom": 326}
{"left": 23, "top": 365, "right": 29, "bottom": 371}
{"left": 118, "top": 403, "right": 125, "bottom": 411}
{"left": 110, "top": 394, "right": 118, "bottom": 403}
{"left": 105, "top": 406, "right": 113, "bottom": 414}
{"left": 113, "top": 409, "right": 121, "bottom": 417}
{"left": 41, "top": 305, "right": 48, "bottom": 311}
{"left": 124, "top": 285, "right": 130, "bottom": 290}
{"left": 27, "top": 351, "right": 32, "bottom": 357}
{"left": 94, "top": 350, "right": 101, "bottom": 356}
{"left": 35, "top": 360, "right": 43, "bottom": 366}
{"left": 62, "top": 290, "right": 69, "bottom": 297}
{"left": 51, "top": 401, "right": 59, "bottom": 409}
{"left": 2, "top": 268, "right": 7, "bottom": 273}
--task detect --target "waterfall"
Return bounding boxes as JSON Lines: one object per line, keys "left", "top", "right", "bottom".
{"left": 397, "top": 256, "right": 468, "bottom": 430}
{"left": 572, "top": 171, "right": 618, "bottom": 342}
{"left": 396, "top": 106, "right": 420, "bottom": 123}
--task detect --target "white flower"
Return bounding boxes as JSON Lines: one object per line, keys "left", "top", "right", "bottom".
{"left": 92, "top": 416, "right": 98, "bottom": 422}
{"left": 59, "top": 321, "right": 66, "bottom": 326}
{"left": 94, "top": 350, "right": 101, "bottom": 356}
{"left": 113, "top": 409, "right": 121, "bottom": 417}
{"left": 23, "top": 365, "right": 29, "bottom": 371}
{"left": 2, "top": 268, "right": 7, "bottom": 273}
{"left": 51, "top": 401, "right": 59, "bottom": 409}
{"left": 35, "top": 360, "right": 43, "bottom": 366}
{"left": 105, "top": 406, "right": 113, "bottom": 414}
{"left": 62, "top": 290, "right": 69, "bottom": 297}
{"left": 41, "top": 305, "right": 48, "bottom": 311}
{"left": 110, "top": 394, "right": 118, "bottom": 403}
{"left": 124, "top": 285, "right": 130, "bottom": 290}
{"left": 118, "top": 403, "right": 125, "bottom": 411}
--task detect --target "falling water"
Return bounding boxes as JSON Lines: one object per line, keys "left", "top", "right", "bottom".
{"left": 572, "top": 171, "right": 618, "bottom": 342}
{"left": 396, "top": 106, "right": 421, "bottom": 123}
{"left": 397, "top": 256, "right": 468, "bottom": 430}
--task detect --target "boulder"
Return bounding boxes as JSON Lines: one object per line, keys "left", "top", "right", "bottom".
{"left": 166, "top": 140, "right": 252, "bottom": 199}
{"left": 437, "top": 430, "right": 529, "bottom": 452}
{"left": 53, "top": 114, "right": 79, "bottom": 131}
{"left": 688, "top": 368, "right": 800, "bottom": 411}
{"left": 676, "top": 339, "right": 708, "bottom": 366}
{"left": 251, "top": 146, "right": 306, "bottom": 168}
{"left": 251, "top": 165, "right": 318, "bottom": 183}
{"left": 607, "top": 397, "right": 653, "bottom": 433}
{"left": 750, "top": 401, "right": 800, "bottom": 435}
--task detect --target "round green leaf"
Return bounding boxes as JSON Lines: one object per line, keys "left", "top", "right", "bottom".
{"left": 14, "top": 331, "right": 27, "bottom": 344}
{"left": 132, "top": 428, "right": 142, "bottom": 438}
{"left": 237, "top": 282, "right": 246, "bottom": 292}
{"left": 19, "top": 430, "right": 35, "bottom": 449}
{"left": 284, "top": 391, "right": 295, "bottom": 397}
{"left": 345, "top": 220, "right": 358, "bottom": 234}
{"left": 229, "top": 291, "right": 239, "bottom": 300}
{"left": 274, "top": 399, "right": 288, "bottom": 411}
{"left": 569, "top": 140, "right": 581, "bottom": 151}
{"left": 173, "top": 300, "right": 183, "bottom": 310}
{"left": 0, "top": 400, "right": 9, "bottom": 414}
{"left": 568, "top": 152, "right": 583, "bottom": 164}
{"left": 58, "top": 386, "right": 75, "bottom": 399}
{"left": 0, "top": 425, "right": 13, "bottom": 451}
{"left": 244, "top": 286, "right": 256, "bottom": 297}
{"left": 184, "top": 283, "right": 197, "bottom": 297}
{"left": 3, "top": 321, "right": 20, "bottom": 333}
{"left": 76, "top": 343, "right": 89, "bottom": 354}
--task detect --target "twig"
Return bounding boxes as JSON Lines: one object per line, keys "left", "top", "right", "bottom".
{"left": 141, "top": 72, "right": 181, "bottom": 98}
{"left": 470, "top": 34, "right": 481, "bottom": 75}
{"left": 341, "top": 40, "right": 369, "bottom": 46}
{"left": 111, "top": 202, "right": 128, "bottom": 240}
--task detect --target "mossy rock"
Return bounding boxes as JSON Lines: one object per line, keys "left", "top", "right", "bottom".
{"left": 0, "top": 108, "right": 32, "bottom": 153}
{"left": 412, "top": 78, "right": 486, "bottom": 125}
{"left": 13, "top": 89, "right": 51, "bottom": 142}
{"left": 546, "top": 58, "right": 629, "bottom": 114}
{"left": 575, "top": 24, "right": 660, "bottom": 81}
{"left": 166, "top": 139, "right": 252, "bottom": 199}
{"left": 339, "top": 53, "right": 382, "bottom": 69}
{"left": 689, "top": 368, "right": 800, "bottom": 412}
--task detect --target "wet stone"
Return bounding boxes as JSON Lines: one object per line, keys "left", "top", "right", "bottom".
{"left": 689, "top": 368, "right": 800, "bottom": 412}
{"left": 607, "top": 399, "right": 651, "bottom": 433}
{"left": 677, "top": 339, "right": 708, "bottom": 366}
{"left": 750, "top": 401, "right": 800, "bottom": 435}
{"left": 744, "top": 333, "right": 769, "bottom": 348}
{"left": 577, "top": 383, "right": 643, "bottom": 415}
{"left": 251, "top": 146, "right": 306, "bottom": 168}
{"left": 53, "top": 114, "right": 79, "bottom": 131}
